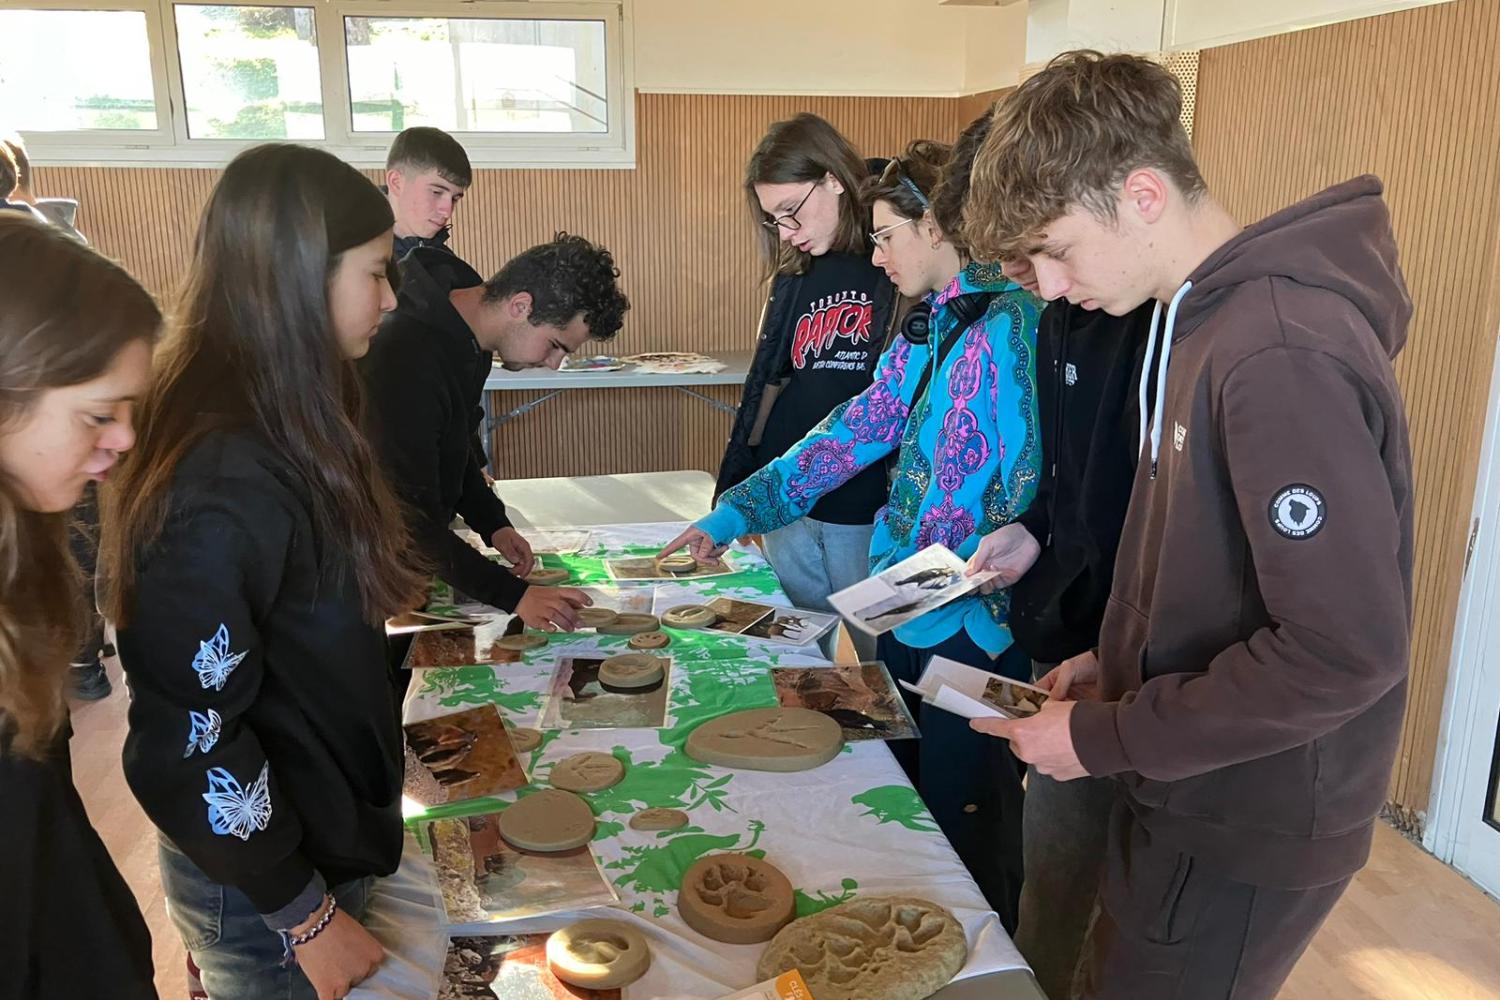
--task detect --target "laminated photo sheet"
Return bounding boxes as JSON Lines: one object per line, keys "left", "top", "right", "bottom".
{"left": 526, "top": 528, "right": 593, "bottom": 555}
{"left": 402, "top": 618, "right": 522, "bottom": 669}
{"left": 401, "top": 705, "right": 528, "bottom": 808}
{"left": 386, "top": 609, "right": 488, "bottom": 636}
{"left": 576, "top": 585, "right": 656, "bottom": 616}
{"left": 441, "top": 934, "right": 621, "bottom": 998}
{"left": 828, "top": 545, "right": 998, "bottom": 636}
{"left": 899, "top": 656, "right": 1054, "bottom": 721}
{"left": 538, "top": 655, "right": 673, "bottom": 731}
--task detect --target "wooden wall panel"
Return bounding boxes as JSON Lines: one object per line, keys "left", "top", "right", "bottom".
{"left": 32, "top": 91, "right": 982, "bottom": 481}
{"left": 1194, "top": 0, "right": 1500, "bottom": 824}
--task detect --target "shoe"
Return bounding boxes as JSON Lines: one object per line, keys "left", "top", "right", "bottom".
{"left": 71, "top": 659, "right": 112, "bottom": 701}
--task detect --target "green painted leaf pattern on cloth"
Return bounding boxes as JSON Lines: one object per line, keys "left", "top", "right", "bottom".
{"left": 852, "top": 784, "right": 939, "bottom": 832}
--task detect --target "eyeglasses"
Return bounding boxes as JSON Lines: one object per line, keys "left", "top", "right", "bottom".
{"left": 869, "top": 217, "right": 916, "bottom": 249}
{"left": 760, "top": 182, "right": 818, "bottom": 233}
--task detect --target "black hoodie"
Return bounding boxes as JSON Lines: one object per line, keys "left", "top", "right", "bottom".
{"left": 1008, "top": 300, "right": 1156, "bottom": 663}
{"left": 359, "top": 247, "right": 528, "bottom": 612}
{"left": 118, "top": 430, "right": 405, "bottom": 921}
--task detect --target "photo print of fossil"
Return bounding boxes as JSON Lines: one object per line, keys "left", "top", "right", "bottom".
{"left": 402, "top": 705, "right": 528, "bottom": 807}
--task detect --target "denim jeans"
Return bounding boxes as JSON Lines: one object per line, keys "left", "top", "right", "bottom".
{"left": 158, "top": 838, "right": 372, "bottom": 1000}
{"left": 879, "top": 628, "right": 1031, "bottom": 931}
{"left": 760, "top": 517, "right": 876, "bottom": 661}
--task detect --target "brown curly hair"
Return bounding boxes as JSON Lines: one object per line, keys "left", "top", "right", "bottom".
{"left": 964, "top": 50, "right": 1206, "bottom": 262}
{"left": 861, "top": 140, "right": 952, "bottom": 223}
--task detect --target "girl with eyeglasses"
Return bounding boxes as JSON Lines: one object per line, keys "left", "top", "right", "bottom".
{"left": 665, "top": 136, "right": 1042, "bottom": 928}
{"left": 712, "top": 114, "right": 904, "bottom": 661}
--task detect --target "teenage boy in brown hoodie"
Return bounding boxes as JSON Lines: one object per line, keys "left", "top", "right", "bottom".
{"left": 962, "top": 51, "right": 1414, "bottom": 999}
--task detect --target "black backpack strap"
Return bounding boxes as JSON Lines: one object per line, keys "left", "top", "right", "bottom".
{"left": 907, "top": 292, "right": 994, "bottom": 411}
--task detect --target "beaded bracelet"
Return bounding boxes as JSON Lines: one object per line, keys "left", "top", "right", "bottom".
{"left": 289, "top": 895, "right": 338, "bottom": 947}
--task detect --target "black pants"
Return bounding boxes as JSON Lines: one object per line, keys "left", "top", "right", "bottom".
{"left": 878, "top": 628, "right": 1030, "bottom": 932}
{"left": 1081, "top": 800, "right": 1350, "bottom": 1000}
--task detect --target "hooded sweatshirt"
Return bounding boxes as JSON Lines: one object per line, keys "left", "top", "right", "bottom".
{"left": 360, "top": 247, "right": 527, "bottom": 613}
{"left": 1070, "top": 176, "right": 1415, "bottom": 889}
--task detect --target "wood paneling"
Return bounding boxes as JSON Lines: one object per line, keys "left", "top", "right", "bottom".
{"left": 1194, "top": 0, "right": 1500, "bottom": 822}
{"left": 32, "top": 91, "right": 985, "bottom": 481}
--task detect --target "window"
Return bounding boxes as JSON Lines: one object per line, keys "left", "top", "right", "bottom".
{"left": 345, "top": 17, "right": 608, "bottom": 135}
{"left": 175, "top": 5, "right": 323, "bottom": 140}
{"left": 10, "top": 1, "right": 632, "bottom": 167}
{"left": 0, "top": 9, "right": 159, "bottom": 130}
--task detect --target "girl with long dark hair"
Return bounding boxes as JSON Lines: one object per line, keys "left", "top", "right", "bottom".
{"left": 101, "top": 144, "right": 425, "bottom": 1000}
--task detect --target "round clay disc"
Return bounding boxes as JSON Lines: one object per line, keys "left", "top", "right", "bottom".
{"left": 497, "top": 788, "right": 595, "bottom": 852}
{"left": 496, "top": 632, "right": 549, "bottom": 652}
{"left": 508, "top": 726, "right": 543, "bottom": 753}
{"left": 678, "top": 853, "right": 796, "bottom": 944}
{"left": 577, "top": 607, "right": 620, "bottom": 629}
{"left": 755, "top": 896, "right": 968, "bottom": 1000}
{"left": 599, "top": 653, "right": 666, "bottom": 688}
{"left": 627, "top": 631, "right": 671, "bottom": 651}
{"left": 546, "top": 919, "right": 652, "bottom": 990}
{"left": 662, "top": 604, "right": 718, "bottom": 629}
{"left": 630, "top": 807, "right": 689, "bottom": 832}
{"left": 686, "top": 707, "right": 844, "bottom": 772}
{"left": 549, "top": 751, "right": 626, "bottom": 793}
{"left": 596, "top": 613, "right": 661, "bottom": 636}
{"left": 526, "top": 567, "right": 571, "bottom": 586}
{"left": 657, "top": 553, "right": 699, "bottom": 575}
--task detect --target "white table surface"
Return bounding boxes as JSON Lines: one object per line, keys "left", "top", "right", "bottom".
{"left": 484, "top": 351, "right": 753, "bottom": 392}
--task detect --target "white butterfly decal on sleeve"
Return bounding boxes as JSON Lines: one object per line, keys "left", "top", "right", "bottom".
{"left": 183, "top": 709, "right": 223, "bottom": 758}
{"left": 192, "top": 624, "right": 248, "bottom": 691}
{"left": 203, "top": 762, "right": 272, "bottom": 841}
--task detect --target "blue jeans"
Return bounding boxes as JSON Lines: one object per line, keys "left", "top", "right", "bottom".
{"left": 761, "top": 518, "right": 877, "bottom": 661}
{"left": 879, "top": 628, "right": 1030, "bottom": 932}
{"left": 158, "top": 838, "right": 372, "bottom": 1000}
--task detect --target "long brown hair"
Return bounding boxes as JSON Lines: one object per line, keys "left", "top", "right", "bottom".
{"left": 101, "top": 144, "right": 422, "bottom": 627}
{"left": 745, "top": 113, "right": 871, "bottom": 279}
{"left": 0, "top": 216, "right": 161, "bottom": 756}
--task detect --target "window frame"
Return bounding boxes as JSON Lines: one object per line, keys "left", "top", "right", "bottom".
{"left": 15, "top": 0, "right": 635, "bottom": 168}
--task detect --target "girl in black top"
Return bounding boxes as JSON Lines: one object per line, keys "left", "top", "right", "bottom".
{"left": 0, "top": 214, "right": 160, "bottom": 999}
{"left": 716, "top": 114, "right": 901, "bottom": 659}
{"left": 101, "top": 145, "right": 425, "bottom": 1000}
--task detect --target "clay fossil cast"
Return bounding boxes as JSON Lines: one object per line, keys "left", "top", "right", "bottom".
{"left": 656, "top": 553, "right": 699, "bottom": 575}
{"left": 507, "top": 726, "right": 543, "bottom": 753}
{"left": 495, "top": 632, "right": 549, "bottom": 652}
{"left": 755, "top": 896, "right": 968, "bottom": 1000}
{"left": 686, "top": 707, "right": 844, "bottom": 772}
{"left": 526, "top": 568, "right": 571, "bottom": 586}
{"left": 661, "top": 604, "right": 718, "bottom": 629}
{"left": 596, "top": 613, "right": 661, "bottom": 636}
{"left": 496, "top": 788, "right": 595, "bottom": 852}
{"left": 629, "top": 807, "right": 689, "bottom": 831}
{"left": 677, "top": 853, "right": 796, "bottom": 944}
{"left": 545, "top": 918, "right": 652, "bottom": 989}
{"left": 549, "top": 751, "right": 626, "bottom": 793}
{"left": 598, "top": 653, "right": 665, "bottom": 689}
{"left": 627, "top": 630, "right": 671, "bottom": 650}
{"left": 577, "top": 607, "right": 621, "bottom": 629}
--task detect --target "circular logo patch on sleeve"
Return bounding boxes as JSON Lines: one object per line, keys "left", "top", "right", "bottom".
{"left": 1269, "top": 484, "right": 1326, "bottom": 539}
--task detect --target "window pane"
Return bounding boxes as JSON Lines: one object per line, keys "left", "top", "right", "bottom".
{"left": 0, "top": 10, "right": 157, "bottom": 130}
{"left": 175, "top": 5, "right": 323, "bottom": 140}
{"left": 345, "top": 17, "right": 608, "bottom": 134}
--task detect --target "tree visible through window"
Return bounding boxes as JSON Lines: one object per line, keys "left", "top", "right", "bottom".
{"left": 175, "top": 4, "right": 324, "bottom": 140}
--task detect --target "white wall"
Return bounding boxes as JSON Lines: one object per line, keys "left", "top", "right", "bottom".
{"left": 1163, "top": 0, "right": 1457, "bottom": 49}
{"left": 632, "top": 0, "right": 1027, "bottom": 96}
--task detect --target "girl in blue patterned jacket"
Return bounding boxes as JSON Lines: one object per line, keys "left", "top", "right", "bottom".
{"left": 662, "top": 138, "right": 1041, "bottom": 926}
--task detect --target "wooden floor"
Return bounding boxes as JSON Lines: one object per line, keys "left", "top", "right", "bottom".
{"left": 70, "top": 657, "right": 1500, "bottom": 1000}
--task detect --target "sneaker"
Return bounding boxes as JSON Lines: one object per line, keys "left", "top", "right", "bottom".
{"left": 71, "top": 658, "right": 112, "bottom": 701}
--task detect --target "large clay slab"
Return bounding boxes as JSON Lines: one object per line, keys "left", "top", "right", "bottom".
{"left": 686, "top": 707, "right": 844, "bottom": 772}
{"left": 497, "top": 788, "right": 595, "bottom": 852}
{"left": 549, "top": 751, "right": 626, "bottom": 793}
{"left": 755, "top": 896, "right": 968, "bottom": 1000}
{"left": 677, "top": 853, "right": 795, "bottom": 944}
{"left": 545, "top": 918, "right": 652, "bottom": 989}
